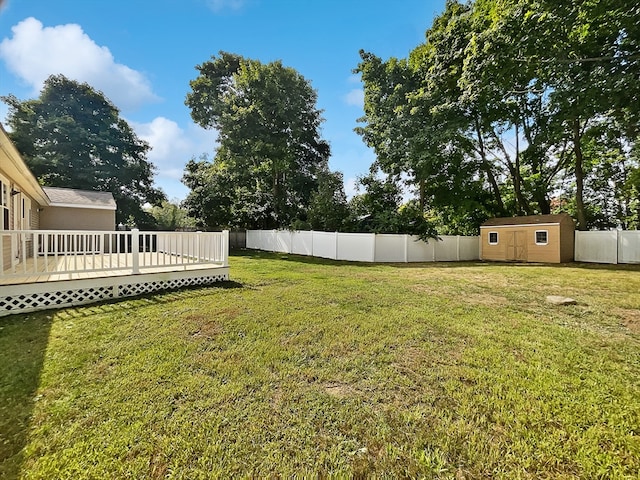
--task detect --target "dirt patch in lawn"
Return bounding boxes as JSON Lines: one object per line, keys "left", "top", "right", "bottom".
{"left": 324, "top": 382, "right": 356, "bottom": 398}
{"left": 613, "top": 308, "right": 640, "bottom": 334}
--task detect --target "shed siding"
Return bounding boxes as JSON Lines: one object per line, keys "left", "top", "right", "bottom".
{"left": 480, "top": 229, "right": 506, "bottom": 261}
{"left": 480, "top": 214, "right": 575, "bottom": 263}
{"left": 559, "top": 218, "right": 575, "bottom": 262}
{"left": 481, "top": 225, "right": 562, "bottom": 263}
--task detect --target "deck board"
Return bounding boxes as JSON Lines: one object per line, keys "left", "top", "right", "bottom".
{"left": 0, "top": 252, "right": 224, "bottom": 286}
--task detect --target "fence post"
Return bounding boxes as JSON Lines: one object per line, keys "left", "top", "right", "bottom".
{"left": 371, "top": 233, "right": 377, "bottom": 262}
{"left": 404, "top": 234, "right": 409, "bottom": 263}
{"left": 222, "top": 230, "right": 229, "bottom": 266}
{"left": 131, "top": 229, "right": 140, "bottom": 274}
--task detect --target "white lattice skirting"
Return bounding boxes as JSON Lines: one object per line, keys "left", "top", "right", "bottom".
{"left": 0, "top": 268, "right": 229, "bottom": 317}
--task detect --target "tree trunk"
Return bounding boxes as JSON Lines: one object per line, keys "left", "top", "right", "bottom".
{"left": 474, "top": 117, "right": 505, "bottom": 215}
{"left": 514, "top": 125, "right": 524, "bottom": 215}
{"left": 573, "top": 119, "right": 587, "bottom": 230}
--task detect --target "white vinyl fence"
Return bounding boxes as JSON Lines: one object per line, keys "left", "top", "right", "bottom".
{"left": 248, "top": 229, "right": 640, "bottom": 265}
{"left": 575, "top": 230, "right": 640, "bottom": 264}
{"left": 246, "top": 230, "right": 480, "bottom": 263}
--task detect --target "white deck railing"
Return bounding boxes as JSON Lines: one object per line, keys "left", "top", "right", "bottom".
{"left": 0, "top": 229, "right": 229, "bottom": 281}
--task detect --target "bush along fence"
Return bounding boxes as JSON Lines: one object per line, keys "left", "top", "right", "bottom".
{"left": 246, "top": 230, "right": 480, "bottom": 263}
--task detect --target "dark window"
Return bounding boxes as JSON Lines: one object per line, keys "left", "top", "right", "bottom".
{"left": 535, "top": 230, "right": 548, "bottom": 244}
{"left": 489, "top": 232, "right": 498, "bottom": 244}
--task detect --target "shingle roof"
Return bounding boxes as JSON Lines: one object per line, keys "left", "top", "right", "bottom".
{"left": 481, "top": 214, "right": 574, "bottom": 227}
{"left": 43, "top": 187, "right": 117, "bottom": 210}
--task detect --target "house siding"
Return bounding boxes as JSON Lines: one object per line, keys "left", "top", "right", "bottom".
{"left": 1, "top": 237, "right": 9, "bottom": 269}
{"left": 39, "top": 207, "right": 115, "bottom": 231}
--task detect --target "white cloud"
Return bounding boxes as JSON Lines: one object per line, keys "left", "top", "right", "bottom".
{"left": 131, "top": 117, "right": 218, "bottom": 200}
{"left": 344, "top": 177, "right": 359, "bottom": 200}
{"left": 0, "top": 17, "right": 158, "bottom": 111}
{"left": 344, "top": 88, "right": 364, "bottom": 108}
{"left": 207, "top": 0, "right": 246, "bottom": 12}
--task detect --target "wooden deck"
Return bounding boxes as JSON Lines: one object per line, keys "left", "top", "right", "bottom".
{"left": 1, "top": 230, "right": 230, "bottom": 316}
{"left": 0, "top": 252, "right": 225, "bottom": 286}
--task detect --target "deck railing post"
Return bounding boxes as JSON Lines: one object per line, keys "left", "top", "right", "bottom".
{"left": 197, "top": 231, "right": 202, "bottom": 262}
{"left": 222, "top": 230, "right": 229, "bottom": 266}
{"left": 131, "top": 228, "right": 140, "bottom": 274}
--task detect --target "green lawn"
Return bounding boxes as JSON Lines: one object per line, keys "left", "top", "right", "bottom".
{"left": 1, "top": 251, "right": 639, "bottom": 479}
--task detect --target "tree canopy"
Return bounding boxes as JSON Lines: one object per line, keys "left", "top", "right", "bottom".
{"left": 2, "top": 74, "right": 165, "bottom": 227}
{"left": 183, "top": 52, "right": 334, "bottom": 230}
{"left": 356, "top": 0, "right": 640, "bottom": 232}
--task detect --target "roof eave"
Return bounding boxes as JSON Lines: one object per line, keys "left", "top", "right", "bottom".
{"left": 0, "top": 126, "right": 50, "bottom": 206}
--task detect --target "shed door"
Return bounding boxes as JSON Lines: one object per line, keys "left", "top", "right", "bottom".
{"left": 506, "top": 230, "right": 527, "bottom": 261}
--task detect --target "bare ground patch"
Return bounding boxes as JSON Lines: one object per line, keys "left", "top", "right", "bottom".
{"left": 613, "top": 307, "right": 640, "bottom": 334}
{"left": 324, "top": 382, "right": 356, "bottom": 398}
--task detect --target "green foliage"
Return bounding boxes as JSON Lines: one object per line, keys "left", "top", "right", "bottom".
{"left": 2, "top": 75, "right": 165, "bottom": 226}
{"left": 306, "top": 170, "right": 350, "bottom": 231}
{"left": 2, "top": 253, "right": 640, "bottom": 477}
{"left": 347, "top": 171, "right": 437, "bottom": 239}
{"left": 146, "top": 200, "right": 196, "bottom": 231}
{"left": 184, "top": 52, "right": 332, "bottom": 229}
{"left": 356, "top": 0, "right": 640, "bottom": 231}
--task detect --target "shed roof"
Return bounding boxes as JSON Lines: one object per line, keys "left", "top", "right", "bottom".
{"left": 481, "top": 214, "right": 574, "bottom": 227}
{"left": 43, "top": 187, "right": 117, "bottom": 210}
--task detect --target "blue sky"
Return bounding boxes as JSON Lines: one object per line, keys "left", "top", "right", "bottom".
{"left": 0, "top": 0, "right": 446, "bottom": 201}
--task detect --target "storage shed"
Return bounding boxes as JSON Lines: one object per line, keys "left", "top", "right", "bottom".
{"left": 480, "top": 214, "right": 575, "bottom": 263}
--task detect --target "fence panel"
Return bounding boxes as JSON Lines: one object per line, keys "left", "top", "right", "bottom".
{"left": 291, "top": 231, "right": 313, "bottom": 256}
{"left": 406, "top": 236, "right": 434, "bottom": 262}
{"left": 618, "top": 231, "right": 640, "bottom": 264}
{"left": 337, "top": 233, "right": 375, "bottom": 262}
{"left": 575, "top": 231, "right": 618, "bottom": 264}
{"left": 434, "top": 236, "right": 459, "bottom": 261}
{"left": 459, "top": 236, "right": 481, "bottom": 260}
{"left": 274, "top": 231, "right": 292, "bottom": 253}
{"left": 312, "top": 231, "right": 337, "bottom": 259}
{"left": 375, "top": 234, "right": 407, "bottom": 262}
{"left": 246, "top": 230, "right": 260, "bottom": 250}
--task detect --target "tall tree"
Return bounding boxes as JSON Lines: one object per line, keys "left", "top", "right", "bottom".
{"left": 357, "top": 0, "right": 639, "bottom": 231}
{"left": 306, "top": 169, "right": 350, "bottom": 232}
{"left": 184, "top": 52, "right": 331, "bottom": 229}
{"left": 2, "top": 74, "right": 165, "bottom": 226}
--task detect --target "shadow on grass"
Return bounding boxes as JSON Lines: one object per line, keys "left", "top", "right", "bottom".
{"left": 55, "top": 280, "right": 244, "bottom": 320}
{"left": 0, "top": 279, "right": 242, "bottom": 478}
{"left": 0, "top": 311, "right": 53, "bottom": 479}
{"left": 232, "top": 249, "right": 640, "bottom": 272}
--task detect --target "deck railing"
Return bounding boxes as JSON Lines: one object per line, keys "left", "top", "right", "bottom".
{"left": 0, "top": 229, "right": 229, "bottom": 281}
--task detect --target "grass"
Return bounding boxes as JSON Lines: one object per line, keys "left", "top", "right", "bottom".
{"left": 1, "top": 251, "right": 639, "bottom": 479}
